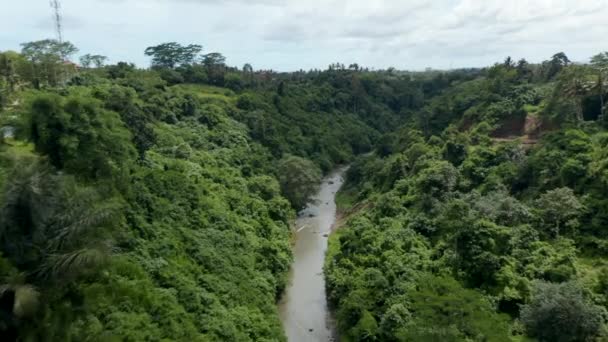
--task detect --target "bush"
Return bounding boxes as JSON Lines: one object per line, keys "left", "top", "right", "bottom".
{"left": 520, "top": 281, "right": 606, "bottom": 342}
{"left": 277, "top": 155, "right": 322, "bottom": 209}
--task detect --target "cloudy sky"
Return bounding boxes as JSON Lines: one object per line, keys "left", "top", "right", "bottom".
{"left": 1, "top": 0, "right": 607, "bottom": 71}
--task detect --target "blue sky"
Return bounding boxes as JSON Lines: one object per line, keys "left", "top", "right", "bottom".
{"left": 1, "top": 0, "right": 607, "bottom": 71}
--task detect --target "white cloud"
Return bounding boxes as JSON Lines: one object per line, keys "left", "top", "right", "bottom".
{"left": 1, "top": 0, "right": 607, "bottom": 70}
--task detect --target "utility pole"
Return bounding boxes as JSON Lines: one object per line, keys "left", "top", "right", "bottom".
{"left": 50, "top": 0, "right": 63, "bottom": 44}
{"left": 50, "top": 0, "right": 70, "bottom": 85}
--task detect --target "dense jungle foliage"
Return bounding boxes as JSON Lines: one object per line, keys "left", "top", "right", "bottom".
{"left": 1, "top": 39, "right": 607, "bottom": 341}
{"left": 326, "top": 53, "right": 608, "bottom": 341}
{"left": 0, "top": 40, "right": 442, "bottom": 341}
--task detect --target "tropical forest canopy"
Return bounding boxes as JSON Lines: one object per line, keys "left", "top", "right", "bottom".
{"left": 0, "top": 39, "right": 607, "bottom": 341}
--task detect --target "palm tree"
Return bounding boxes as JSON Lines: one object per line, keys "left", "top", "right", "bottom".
{"left": 559, "top": 66, "right": 594, "bottom": 121}
{"left": 590, "top": 52, "right": 608, "bottom": 119}
{"left": 0, "top": 157, "right": 120, "bottom": 335}
{"left": 564, "top": 78, "right": 590, "bottom": 121}
{"left": 243, "top": 63, "right": 254, "bottom": 87}
{"left": 0, "top": 159, "right": 56, "bottom": 267}
{"left": 40, "top": 181, "right": 119, "bottom": 282}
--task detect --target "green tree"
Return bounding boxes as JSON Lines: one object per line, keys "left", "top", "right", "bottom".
{"left": 415, "top": 160, "right": 459, "bottom": 200}
{"left": 561, "top": 66, "right": 595, "bottom": 121}
{"left": 27, "top": 92, "right": 136, "bottom": 178}
{"left": 106, "top": 61, "right": 136, "bottom": 79}
{"left": 516, "top": 58, "right": 532, "bottom": 80}
{"left": 0, "top": 159, "right": 120, "bottom": 338}
{"left": 590, "top": 52, "right": 608, "bottom": 68}
{"left": 79, "top": 54, "right": 108, "bottom": 68}
{"left": 535, "top": 187, "right": 584, "bottom": 238}
{"left": 277, "top": 155, "right": 322, "bottom": 209}
{"left": 201, "top": 52, "right": 226, "bottom": 67}
{"left": 95, "top": 85, "right": 156, "bottom": 158}
{"left": 202, "top": 52, "right": 227, "bottom": 86}
{"left": 144, "top": 42, "right": 202, "bottom": 68}
{"left": 544, "top": 52, "right": 571, "bottom": 80}
{"left": 590, "top": 52, "right": 608, "bottom": 119}
{"left": 21, "top": 40, "right": 78, "bottom": 61}
{"left": 453, "top": 219, "right": 509, "bottom": 287}
{"left": 543, "top": 66, "right": 595, "bottom": 123}
{"left": 0, "top": 51, "right": 21, "bottom": 104}
{"left": 243, "top": 63, "right": 254, "bottom": 86}
{"left": 20, "top": 40, "right": 78, "bottom": 88}
{"left": 402, "top": 275, "right": 512, "bottom": 342}
{"left": 1, "top": 166, "right": 118, "bottom": 282}
{"left": 352, "top": 310, "right": 378, "bottom": 341}
{"left": 521, "top": 281, "right": 606, "bottom": 342}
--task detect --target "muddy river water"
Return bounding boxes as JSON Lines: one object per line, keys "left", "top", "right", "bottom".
{"left": 278, "top": 167, "right": 347, "bottom": 342}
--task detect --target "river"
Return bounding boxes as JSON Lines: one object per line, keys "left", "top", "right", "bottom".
{"left": 278, "top": 167, "right": 346, "bottom": 342}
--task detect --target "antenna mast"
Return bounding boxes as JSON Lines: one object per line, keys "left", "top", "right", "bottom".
{"left": 50, "top": 0, "right": 63, "bottom": 44}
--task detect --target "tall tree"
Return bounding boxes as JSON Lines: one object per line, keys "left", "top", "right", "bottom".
{"left": 516, "top": 58, "right": 531, "bottom": 80}
{"left": 0, "top": 52, "right": 20, "bottom": 93}
{"left": 534, "top": 187, "right": 584, "bottom": 238}
{"left": 201, "top": 52, "right": 226, "bottom": 67}
{"left": 544, "top": 52, "right": 571, "bottom": 80}
{"left": 552, "top": 52, "right": 571, "bottom": 67}
{"left": 559, "top": 66, "right": 595, "bottom": 121}
{"left": 243, "top": 63, "right": 254, "bottom": 86}
{"left": 20, "top": 40, "right": 78, "bottom": 88}
{"left": 242, "top": 63, "right": 253, "bottom": 74}
{"left": 27, "top": 92, "right": 136, "bottom": 178}
{"left": 590, "top": 52, "right": 608, "bottom": 119}
{"left": 590, "top": 52, "right": 608, "bottom": 68}
{"left": 144, "top": 42, "right": 202, "bottom": 68}
{"left": 202, "top": 52, "right": 227, "bottom": 85}
{"left": 0, "top": 159, "right": 120, "bottom": 338}
{"left": 521, "top": 281, "right": 605, "bottom": 342}
{"left": 79, "top": 54, "right": 108, "bottom": 68}
{"left": 21, "top": 40, "right": 78, "bottom": 62}
{"left": 0, "top": 52, "right": 20, "bottom": 109}
{"left": 277, "top": 155, "right": 322, "bottom": 209}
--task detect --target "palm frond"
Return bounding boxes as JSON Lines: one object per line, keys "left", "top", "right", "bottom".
{"left": 0, "top": 159, "right": 57, "bottom": 261}
{"left": 41, "top": 247, "right": 109, "bottom": 281}
{"left": 48, "top": 195, "right": 122, "bottom": 251}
